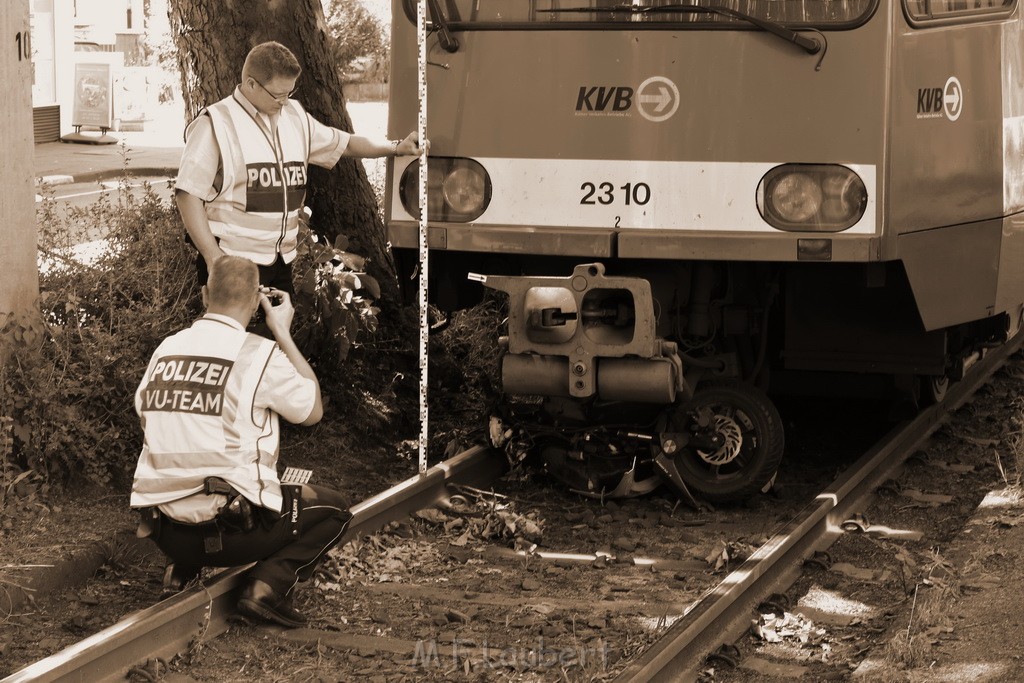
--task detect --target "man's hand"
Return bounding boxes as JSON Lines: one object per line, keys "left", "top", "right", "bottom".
{"left": 397, "top": 131, "right": 430, "bottom": 156}
{"left": 259, "top": 287, "right": 295, "bottom": 338}
{"left": 176, "top": 190, "right": 225, "bottom": 268}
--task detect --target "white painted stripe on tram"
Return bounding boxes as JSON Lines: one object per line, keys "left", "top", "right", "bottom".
{"left": 391, "top": 157, "right": 877, "bottom": 234}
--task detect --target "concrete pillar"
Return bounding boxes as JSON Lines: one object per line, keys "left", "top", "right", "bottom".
{"left": 1, "top": 0, "right": 40, "bottom": 329}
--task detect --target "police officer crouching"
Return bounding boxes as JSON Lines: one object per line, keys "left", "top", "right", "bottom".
{"left": 130, "top": 255, "right": 351, "bottom": 627}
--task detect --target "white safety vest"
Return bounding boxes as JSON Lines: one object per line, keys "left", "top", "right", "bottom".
{"left": 196, "top": 94, "right": 311, "bottom": 265}
{"left": 130, "top": 317, "right": 286, "bottom": 514}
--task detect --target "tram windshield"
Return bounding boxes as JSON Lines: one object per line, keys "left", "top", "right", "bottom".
{"left": 404, "top": 0, "right": 878, "bottom": 29}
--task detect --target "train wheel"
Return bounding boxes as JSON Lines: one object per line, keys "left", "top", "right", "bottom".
{"left": 919, "top": 374, "right": 949, "bottom": 406}
{"left": 667, "top": 380, "right": 784, "bottom": 503}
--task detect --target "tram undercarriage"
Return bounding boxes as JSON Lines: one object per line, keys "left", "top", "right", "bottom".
{"left": 464, "top": 258, "right": 1012, "bottom": 503}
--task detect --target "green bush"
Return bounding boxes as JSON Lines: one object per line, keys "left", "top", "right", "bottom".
{"left": 1, "top": 173, "right": 383, "bottom": 496}
{"left": 1, "top": 178, "right": 200, "bottom": 490}
{"left": 291, "top": 227, "right": 381, "bottom": 372}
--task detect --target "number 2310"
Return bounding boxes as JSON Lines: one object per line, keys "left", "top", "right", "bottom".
{"left": 580, "top": 182, "right": 651, "bottom": 206}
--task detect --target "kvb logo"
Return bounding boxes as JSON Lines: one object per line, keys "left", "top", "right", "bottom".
{"left": 575, "top": 86, "right": 634, "bottom": 114}
{"left": 637, "top": 77, "right": 679, "bottom": 122}
{"left": 916, "top": 76, "right": 963, "bottom": 121}
{"left": 575, "top": 76, "right": 679, "bottom": 121}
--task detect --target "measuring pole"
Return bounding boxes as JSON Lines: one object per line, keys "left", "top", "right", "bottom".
{"left": 417, "top": 0, "right": 429, "bottom": 474}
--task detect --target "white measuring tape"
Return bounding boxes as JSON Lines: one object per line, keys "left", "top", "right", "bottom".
{"left": 417, "top": 0, "right": 429, "bottom": 475}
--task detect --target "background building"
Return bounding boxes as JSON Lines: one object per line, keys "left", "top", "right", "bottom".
{"left": 30, "top": 0, "right": 147, "bottom": 142}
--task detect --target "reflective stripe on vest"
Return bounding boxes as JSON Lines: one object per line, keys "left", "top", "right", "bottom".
{"left": 203, "top": 95, "right": 311, "bottom": 265}
{"left": 130, "top": 326, "right": 284, "bottom": 512}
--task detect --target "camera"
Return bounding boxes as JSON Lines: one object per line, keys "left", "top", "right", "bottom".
{"left": 259, "top": 286, "right": 284, "bottom": 305}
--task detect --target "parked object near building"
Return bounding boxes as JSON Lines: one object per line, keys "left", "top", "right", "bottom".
{"left": 31, "top": 0, "right": 153, "bottom": 143}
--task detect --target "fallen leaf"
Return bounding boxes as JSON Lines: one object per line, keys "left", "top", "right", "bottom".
{"left": 902, "top": 489, "right": 953, "bottom": 505}
{"left": 830, "top": 562, "right": 880, "bottom": 581}
{"left": 961, "top": 435, "right": 1001, "bottom": 447}
{"left": 414, "top": 508, "right": 450, "bottom": 525}
{"left": 961, "top": 573, "right": 1001, "bottom": 590}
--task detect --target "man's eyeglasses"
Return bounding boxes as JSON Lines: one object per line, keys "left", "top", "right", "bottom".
{"left": 252, "top": 78, "right": 297, "bottom": 103}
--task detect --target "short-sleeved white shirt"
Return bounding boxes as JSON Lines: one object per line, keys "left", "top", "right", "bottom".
{"left": 139, "top": 314, "right": 316, "bottom": 522}
{"left": 175, "top": 86, "right": 351, "bottom": 201}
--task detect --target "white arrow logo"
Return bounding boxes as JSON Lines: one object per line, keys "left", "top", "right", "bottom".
{"left": 637, "top": 77, "right": 680, "bottom": 122}
{"left": 640, "top": 86, "right": 672, "bottom": 113}
{"left": 944, "top": 76, "right": 963, "bottom": 122}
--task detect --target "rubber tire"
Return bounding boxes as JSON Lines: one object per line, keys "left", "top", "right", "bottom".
{"left": 919, "top": 374, "right": 949, "bottom": 407}
{"left": 670, "top": 380, "right": 785, "bottom": 503}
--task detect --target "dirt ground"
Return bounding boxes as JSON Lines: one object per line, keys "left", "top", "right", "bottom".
{"left": 713, "top": 359, "right": 1024, "bottom": 682}
{"left": 3, "top": 341, "right": 1024, "bottom": 681}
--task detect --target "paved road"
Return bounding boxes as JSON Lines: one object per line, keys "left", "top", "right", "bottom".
{"left": 35, "top": 176, "right": 174, "bottom": 275}
{"left": 39, "top": 175, "right": 175, "bottom": 210}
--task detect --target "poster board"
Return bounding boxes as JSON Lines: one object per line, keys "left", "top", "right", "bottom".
{"left": 71, "top": 62, "right": 114, "bottom": 130}
{"left": 63, "top": 52, "right": 121, "bottom": 143}
{"left": 71, "top": 61, "right": 113, "bottom": 129}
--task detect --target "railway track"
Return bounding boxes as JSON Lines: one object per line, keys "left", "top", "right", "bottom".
{"left": 615, "top": 334, "right": 1024, "bottom": 682}
{"left": 1, "top": 446, "right": 506, "bottom": 683}
{"left": 4, "top": 333, "right": 1020, "bottom": 682}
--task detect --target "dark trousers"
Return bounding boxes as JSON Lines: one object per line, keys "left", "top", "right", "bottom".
{"left": 152, "top": 484, "right": 351, "bottom": 595}
{"left": 194, "top": 250, "right": 296, "bottom": 339}
{"left": 195, "top": 250, "right": 295, "bottom": 295}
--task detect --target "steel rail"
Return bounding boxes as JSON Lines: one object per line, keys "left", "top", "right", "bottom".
{"left": 2, "top": 445, "right": 505, "bottom": 683}
{"left": 614, "top": 334, "right": 1024, "bottom": 682}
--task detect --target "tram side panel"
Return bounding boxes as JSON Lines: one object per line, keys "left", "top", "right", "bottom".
{"left": 997, "top": 13, "right": 1024, "bottom": 327}
{"left": 890, "top": 4, "right": 1024, "bottom": 334}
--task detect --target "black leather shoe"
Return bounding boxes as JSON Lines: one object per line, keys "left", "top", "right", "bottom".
{"left": 160, "top": 563, "right": 200, "bottom": 597}
{"left": 237, "top": 579, "right": 307, "bottom": 628}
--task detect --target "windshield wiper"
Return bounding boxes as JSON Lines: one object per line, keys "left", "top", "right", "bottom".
{"left": 427, "top": 0, "right": 459, "bottom": 52}
{"left": 539, "top": 3, "right": 821, "bottom": 55}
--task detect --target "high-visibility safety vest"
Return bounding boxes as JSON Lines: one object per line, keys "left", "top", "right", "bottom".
{"left": 130, "top": 317, "right": 286, "bottom": 514}
{"left": 197, "top": 94, "right": 311, "bottom": 265}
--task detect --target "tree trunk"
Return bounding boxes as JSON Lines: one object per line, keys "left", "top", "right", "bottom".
{"left": 166, "top": 0, "right": 398, "bottom": 303}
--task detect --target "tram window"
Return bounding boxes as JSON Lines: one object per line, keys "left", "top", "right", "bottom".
{"left": 406, "top": 0, "right": 878, "bottom": 28}
{"left": 904, "top": 0, "right": 1013, "bottom": 21}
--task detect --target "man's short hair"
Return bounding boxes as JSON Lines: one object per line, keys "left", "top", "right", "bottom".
{"left": 207, "top": 256, "right": 259, "bottom": 309}
{"left": 243, "top": 41, "right": 302, "bottom": 82}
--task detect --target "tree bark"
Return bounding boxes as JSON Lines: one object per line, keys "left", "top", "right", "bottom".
{"left": 166, "top": 0, "right": 398, "bottom": 303}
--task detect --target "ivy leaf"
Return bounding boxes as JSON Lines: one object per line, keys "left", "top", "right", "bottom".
{"left": 336, "top": 334, "right": 351, "bottom": 361}
{"left": 13, "top": 422, "right": 32, "bottom": 444}
{"left": 333, "top": 234, "right": 350, "bottom": 252}
{"left": 328, "top": 315, "right": 343, "bottom": 338}
{"left": 359, "top": 275, "right": 381, "bottom": 299}
{"left": 314, "top": 245, "right": 334, "bottom": 265}
{"left": 337, "top": 252, "right": 366, "bottom": 271}
{"left": 300, "top": 274, "right": 318, "bottom": 294}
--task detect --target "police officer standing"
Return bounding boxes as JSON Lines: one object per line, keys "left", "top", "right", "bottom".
{"left": 131, "top": 255, "right": 350, "bottom": 627}
{"left": 175, "top": 40, "right": 426, "bottom": 295}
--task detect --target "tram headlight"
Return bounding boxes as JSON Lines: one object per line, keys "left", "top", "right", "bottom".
{"left": 757, "top": 165, "right": 867, "bottom": 232}
{"left": 442, "top": 166, "right": 486, "bottom": 214}
{"left": 399, "top": 157, "right": 491, "bottom": 222}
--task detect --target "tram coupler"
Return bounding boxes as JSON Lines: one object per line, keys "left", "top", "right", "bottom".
{"left": 469, "top": 263, "right": 688, "bottom": 403}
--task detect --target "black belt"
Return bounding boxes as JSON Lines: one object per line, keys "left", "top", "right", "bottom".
{"left": 137, "top": 477, "right": 258, "bottom": 553}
